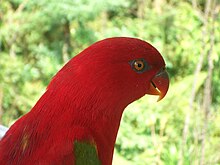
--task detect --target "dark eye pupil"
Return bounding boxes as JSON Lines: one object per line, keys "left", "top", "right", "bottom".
{"left": 137, "top": 63, "right": 142, "bottom": 68}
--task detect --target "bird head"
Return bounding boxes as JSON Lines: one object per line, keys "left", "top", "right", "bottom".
{"left": 50, "top": 37, "right": 169, "bottom": 108}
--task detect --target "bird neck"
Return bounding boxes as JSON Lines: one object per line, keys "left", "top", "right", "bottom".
{"left": 28, "top": 84, "right": 126, "bottom": 164}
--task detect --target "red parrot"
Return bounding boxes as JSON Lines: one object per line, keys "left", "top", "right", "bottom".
{"left": 0, "top": 37, "right": 169, "bottom": 165}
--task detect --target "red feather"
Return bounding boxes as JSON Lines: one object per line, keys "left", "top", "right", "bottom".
{"left": 0, "top": 37, "right": 169, "bottom": 165}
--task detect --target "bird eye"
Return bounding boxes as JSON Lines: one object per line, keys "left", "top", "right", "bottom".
{"left": 130, "top": 58, "right": 150, "bottom": 73}
{"left": 134, "top": 60, "right": 145, "bottom": 71}
{"left": 129, "top": 58, "right": 151, "bottom": 73}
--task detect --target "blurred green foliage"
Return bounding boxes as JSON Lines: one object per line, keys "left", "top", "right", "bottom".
{"left": 0, "top": 0, "right": 219, "bottom": 164}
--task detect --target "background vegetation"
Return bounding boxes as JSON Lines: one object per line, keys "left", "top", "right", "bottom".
{"left": 0, "top": 0, "right": 219, "bottom": 164}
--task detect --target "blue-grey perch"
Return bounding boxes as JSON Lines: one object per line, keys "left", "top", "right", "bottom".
{"left": 0, "top": 125, "right": 8, "bottom": 140}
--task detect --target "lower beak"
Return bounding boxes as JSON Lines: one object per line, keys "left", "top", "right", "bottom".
{"left": 147, "top": 69, "right": 169, "bottom": 101}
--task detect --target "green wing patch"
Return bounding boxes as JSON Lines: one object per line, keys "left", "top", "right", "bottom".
{"left": 74, "top": 141, "right": 101, "bottom": 165}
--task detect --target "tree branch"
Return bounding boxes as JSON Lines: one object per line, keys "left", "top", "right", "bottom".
{"left": 199, "top": 0, "right": 216, "bottom": 164}
{"left": 178, "top": 0, "right": 216, "bottom": 164}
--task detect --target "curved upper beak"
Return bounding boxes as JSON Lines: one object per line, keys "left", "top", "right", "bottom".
{"left": 147, "top": 69, "right": 169, "bottom": 101}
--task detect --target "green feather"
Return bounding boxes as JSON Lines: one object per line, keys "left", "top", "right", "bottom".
{"left": 74, "top": 141, "right": 101, "bottom": 165}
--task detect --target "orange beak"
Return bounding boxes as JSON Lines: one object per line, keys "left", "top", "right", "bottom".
{"left": 147, "top": 69, "right": 169, "bottom": 101}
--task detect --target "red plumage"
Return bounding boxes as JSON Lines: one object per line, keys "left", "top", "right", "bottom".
{"left": 0, "top": 37, "right": 169, "bottom": 165}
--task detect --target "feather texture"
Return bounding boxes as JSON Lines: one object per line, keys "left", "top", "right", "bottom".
{"left": 0, "top": 37, "right": 169, "bottom": 165}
